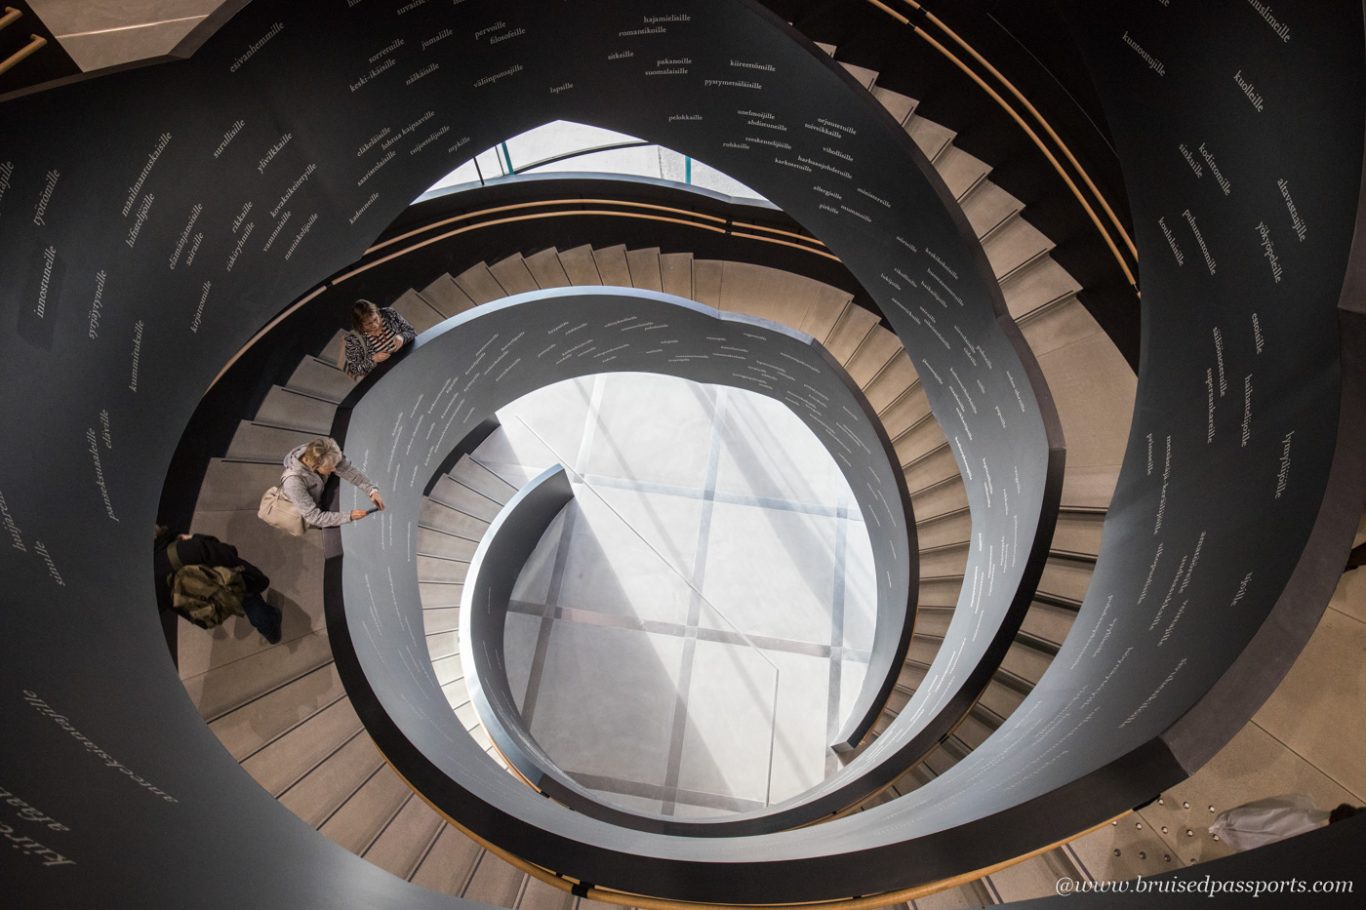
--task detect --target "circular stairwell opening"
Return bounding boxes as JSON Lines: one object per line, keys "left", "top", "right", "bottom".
{"left": 437, "top": 371, "right": 878, "bottom": 818}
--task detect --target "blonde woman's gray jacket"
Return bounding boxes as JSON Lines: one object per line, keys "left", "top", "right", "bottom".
{"left": 280, "top": 443, "right": 378, "bottom": 528}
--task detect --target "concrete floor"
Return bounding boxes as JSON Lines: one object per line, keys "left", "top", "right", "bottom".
{"left": 473, "top": 372, "right": 876, "bottom": 817}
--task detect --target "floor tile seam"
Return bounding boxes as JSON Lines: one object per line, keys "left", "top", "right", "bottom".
{"left": 1326, "top": 601, "right": 1366, "bottom": 627}
{"left": 826, "top": 503, "right": 850, "bottom": 771}
{"left": 582, "top": 470, "right": 863, "bottom": 520}
{"left": 520, "top": 505, "right": 579, "bottom": 725}
{"left": 661, "top": 386, "right": 728, "bottom": 812}
{"left": 506, "top": 597, "right": 873, "bottom": 659}
{"left": 564, "top": 770, "right": 767, "bottom": 813}
{"left": 1248, "top": 718, "right": 1366, "bottom": 803}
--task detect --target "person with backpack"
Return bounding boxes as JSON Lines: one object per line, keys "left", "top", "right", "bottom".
{"left": 153, "top": 526, "right": 282, "bottom": 644}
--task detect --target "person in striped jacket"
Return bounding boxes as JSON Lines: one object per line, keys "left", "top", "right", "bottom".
{"left": 342, "top": 298, "right": 417, "bottom": 380}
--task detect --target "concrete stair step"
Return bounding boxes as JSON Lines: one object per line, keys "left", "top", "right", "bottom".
{"left": 419, "top": 499, "right": 492, "bottom": 540}
{"left": 226, "top": 421, "right": 316, "bottom": 463}
{"left": 794, "top": 288, "right": 853, "bottom": 345}
{"left": 933, "top": 144, "right": 991, "bottom": 200}
{"left": 906, "top": 113, "right": 956, "bottom": 162}
{"left": 1020, "top": 599, "right": 1079, "bottom": 648}
{"left": 463, "top": 850, "right": 529, "bottom": 906}
{"left": 390, "top": 286, "right": 445, "bottom": 333}
{"left": 410, "top": 825, "right": 484, "bottom": 894}
{"left": 877, "top": 382, "right": 930, "bottom": 438}
{"left": 845, "top": 326, "right": 904, "bottom": 390}
{"left": 977, "top": 676, "right": 1027, "bottom": 721}
{"left": 427, "top": 630, "right": 460, "bottom": 661}
{"left": 432, "top": 654, "right": 464, "bottom": 686}
{"left": 420, "top": 582, "right": 465, "bottom": 608}
{"left": 626, "top": 246, "right": 663, "bottom": 291}
{"left": 448, "top": 455, "right": 518, "bottom": 505}
{"left": 286, "top": 356, "right": 353, "bottom": 403}
{"left": 254, "top": 386, "right": 337, "bottom": 434}
{"left": 910, "top": 475, "right": 970, "bottom": 521}
{"left": 519, "top": 877, "right": 576, "bottom": 910}
{"left": 442, "top": 675, "right": 470, "bottom": 708}
{"left": 592, "top": 243, "right": 632, "bottom": 286}
{"left": 319, "top": 329, "right": 348, "bottom": 367}
{"left": 197, "top": 458, "right": 288, "bottom": 511}
{"left": 416, "top": 527, "right": 478, "bottom": 560}
{"left": 960, "top": 179, "right": 1024, "bottom": 240}
{"left": 863, "top": 350, "right": 919, "bottom": 413}
{"left": 903, "top": 444, "right": 959, "bottom": 490}
{"left": 872, "top": 85, "right": 917, "bottom": 125}
{"left": 557, "top": 244, "right": 602, "bottom": 285}
{"left": 823, "top": 303, "right": 880, "bottom": 365}
{"left": 488, "top": 253, "right": 539, "bottom": 295}
{"left": 421, "top": 273, "right": 478, "bottom": 317}
{"left": 417, "top": 555, "right": 470, "bottom": 585}
{"left": 423, "top": 607, "right": 461, "bottom": 634}
{"left": 691, "top": 258, "right": 723, "bottom": 307}
{"left": 208, "top": 663, "right": 345, "bottom": 760}
{"left": 983, "top": 215, "right": 1053, "bottom": 280}
{"left": 717, "top": 260, "right": 829, "bottom": 327}
{"left": 1000, "top": 638, "right": 1054, "bottom": 686}
{"left": 1000, "top": 253, "right": 1082, "bottom": 321}
{"left": 1053, "top": 509, "right": 1106, "bottom": 556}
{"left": 454, "top": 261, "right": 507, "bottom": 304}
{"left": 840, "top": 60, "right": 878, "bottom": 88}
{"left": 241, "top": 696, "right": 364, "bottom": 796}
{"left": 658, "top": 251, "right": 694, "bottom": 298}
{"left": 1061, "top": 466, "right": 1119, "bottom": 511}
{"left": 181, "top": 626, "right": 334, "bottom": 718}
{"left": 319, "top": 764, "right": 414, "bottom": 856}
{"left": 1017, "top": 294, "right": 1100, "bottom": 359}
{"left": 1037, "top": 555, "right": 1095, "bottom": 604}
{"left": 277, "top": 729, "right": 384, "bottom": 827}
{"left": 362, "top": 795, "right": 446, "bottom": 881}
{"left": 914, "top": 508, "right": 972, "bottom": 550}
{"left": 893, "top": 417, "right": 947, "bottom": 467}
{"left": 428, "top": 475, "right": 504, "bottom": 521}
{"left": 524, "top": 247, "right": 572, "bottom": 288}
{"left": 918, "top": 545, "right": 969, "bottom": 580}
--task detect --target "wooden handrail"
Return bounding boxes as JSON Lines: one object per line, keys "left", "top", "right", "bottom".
{"left": 367, "top": 196, "right": 728, "bottom": 255}
{"left": 384, "top": 738, "right": 1128, "bottom": 910}
{"left": 862, "top": 0, "right": 1139, "bottom": 289}
{"left": 0, "top": 7, "right": 22, "bottom": 31}
{"left": 0, "top": 34, "right": 45, "bottom": 78}
{"left": 918, "top": 7, "right": 1138, "bottom": 261}
{"left": 912, "top": 27, "right": 1138, "bottom": 289}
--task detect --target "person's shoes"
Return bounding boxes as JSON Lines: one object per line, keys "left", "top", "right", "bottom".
{"left": 263, "top": 605, "right": 283, "bottom": 645}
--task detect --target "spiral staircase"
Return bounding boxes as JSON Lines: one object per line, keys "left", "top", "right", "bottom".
{"left": 175, "top": 58, "right": 1135, "bottom": 895}
{"left": 4, "top": 1, "right": 1362, "bottom": 908}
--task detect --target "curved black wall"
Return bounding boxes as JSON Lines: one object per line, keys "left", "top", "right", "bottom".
{"left": 1, "top": 0, "right": 1360, "bottom": 905}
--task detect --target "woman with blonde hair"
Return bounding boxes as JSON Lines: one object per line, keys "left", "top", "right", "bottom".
{"left": 281, "top": 437, "right": 385, "bottom": 527}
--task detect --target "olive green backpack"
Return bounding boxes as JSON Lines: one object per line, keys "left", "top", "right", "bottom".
{"left": 165, "top": 543, "right": 246, "bottom": 628}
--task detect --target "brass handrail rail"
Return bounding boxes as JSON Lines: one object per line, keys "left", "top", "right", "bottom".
{"left": 385, "top": 745, "right": 1125, "bottom": 910}
{"left": 0, "top": 34, "right": 45, "bottom": 78}
{"left": 209, "top": 203, "right": 839, "bottom": 391}
{"left": 862, "top": 0, "right": 1139, "bottom": 290}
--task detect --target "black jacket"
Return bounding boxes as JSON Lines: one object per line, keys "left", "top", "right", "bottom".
{"left": 153, "top": 533, "right": 267, "bottom": 613}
